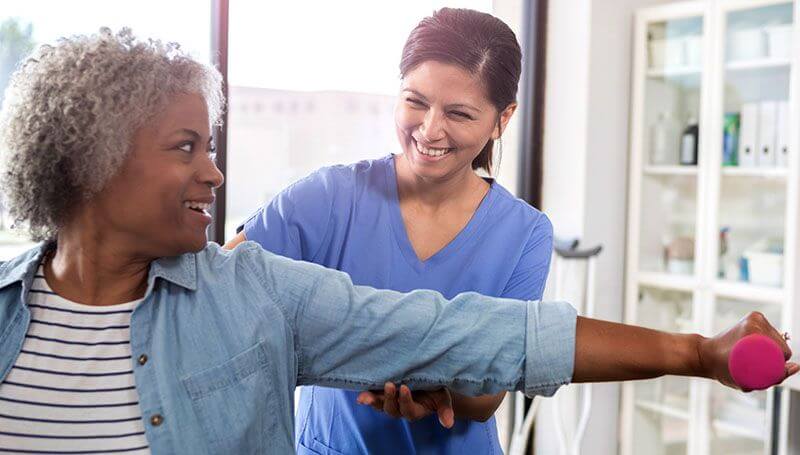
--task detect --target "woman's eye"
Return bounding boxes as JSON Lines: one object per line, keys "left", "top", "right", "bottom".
{"left": 406, "top": 97, "right": 425, "bottom": 107}
{"left": 450, "top": 111, "right": 472, "bottom": 120}
{"left": 178, "top": 142, "right": 193, "bottom": 153}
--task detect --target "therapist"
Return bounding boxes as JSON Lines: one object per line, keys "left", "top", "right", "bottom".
{"left": 226, "top": 8, "right": 554, "bottom": 455}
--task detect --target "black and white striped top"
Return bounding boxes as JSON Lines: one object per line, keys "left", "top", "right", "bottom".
{"left": 0, "top": 267, "right": 150, "bottom": 454}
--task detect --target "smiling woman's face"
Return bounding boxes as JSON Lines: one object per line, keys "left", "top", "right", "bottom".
{"left": 394, "top": 60, "right": 513, "bottom": 182}
{"left": 91, "top": 93, "right": 224, "bottom": 257}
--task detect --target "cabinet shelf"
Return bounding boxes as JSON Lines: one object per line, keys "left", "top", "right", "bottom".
{"left": 726, "top": 58, "right": 791, "bottom": 72}
{"left": 647, "top": 66, "right": 703, "bottom": 79}
{"left": 711, "top": 419, "right": 765, "bottom": 441}
{"left": 644, "top": 165, "right": 699, "bottom": 176}
{"left": 712, "top": 280, "right": 784, "bottom": 304}
{"left": 637, "top": 272, "right": 698, "bottom": 292}
{"left": 635, "top": 399, "right": 691, "bottom": 421}
{"left": 721, "top": 167, "right": 788, "bottom": 179}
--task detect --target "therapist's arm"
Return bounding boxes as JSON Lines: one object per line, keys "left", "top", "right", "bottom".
{"left": 451, "top": 392, "right": 504, "bottom": 422}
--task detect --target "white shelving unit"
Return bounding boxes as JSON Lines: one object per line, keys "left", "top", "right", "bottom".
{"left": 621, "top": 1, "right": 800, "bottom": 455}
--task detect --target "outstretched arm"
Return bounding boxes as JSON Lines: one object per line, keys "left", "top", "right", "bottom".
{"left": 248, "top": 245, "right": 797, "bottom": 401}
{"left": 573, "top": 312, "right": 797, "bottom": 388}
{"left": 359, "top": 312, "right": 798, "bottom": 427}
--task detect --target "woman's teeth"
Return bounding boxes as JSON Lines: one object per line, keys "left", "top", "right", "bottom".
{"left": 184, "top": 201, "right": 211, "bottom": 212}
{"left": 416, "top": 141, "right": 451, "bottom": 157}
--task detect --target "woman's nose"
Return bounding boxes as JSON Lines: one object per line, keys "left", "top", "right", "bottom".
{"left": 419, "top": 110, "right": 446, "bottom": 143}
{"left": 199, "top": 154, "right": 225, "bottom": 189}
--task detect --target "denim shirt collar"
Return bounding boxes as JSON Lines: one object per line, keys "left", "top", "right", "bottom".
{"left": 0, "top": 242, "right": 198, "bottom": 294}
{"left": 149, "top": 252, "right": 198, "bottom": 292}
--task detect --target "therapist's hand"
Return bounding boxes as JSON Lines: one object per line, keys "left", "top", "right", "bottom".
{"left": 357, "top": 382, "right": 455, "bottom": 428}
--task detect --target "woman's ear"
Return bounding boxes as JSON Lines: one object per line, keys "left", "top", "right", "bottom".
{"left": 492, "top": 103, "right": 518, "bottom": 140}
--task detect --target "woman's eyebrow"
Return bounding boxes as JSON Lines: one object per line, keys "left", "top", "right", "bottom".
{"left": 175, "top": 128, "right": 201, "bottom": 140}
{"left": 402, "top": 89, "right": 429, "bottom": 102}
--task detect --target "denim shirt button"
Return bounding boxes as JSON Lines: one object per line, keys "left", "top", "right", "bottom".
{"left": 150, "top": 414, "right": 164, "bottom": 427}
{"left": 138, "top": 354, "right": 148, "bottom": 366}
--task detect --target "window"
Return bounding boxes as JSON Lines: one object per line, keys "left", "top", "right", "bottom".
{"left": 224, "top": 0, "right": 492, "bottom": 240}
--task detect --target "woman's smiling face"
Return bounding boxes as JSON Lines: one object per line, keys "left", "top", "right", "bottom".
{"left": 90, "top": 93, "right": 224, "bottom": 257}
{"left": 394, "top": 60, "right": 513, "bottom": 182}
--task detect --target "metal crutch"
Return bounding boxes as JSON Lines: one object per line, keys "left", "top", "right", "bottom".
{"left": 508, "top": 239, "right": 602, "bottom": 455}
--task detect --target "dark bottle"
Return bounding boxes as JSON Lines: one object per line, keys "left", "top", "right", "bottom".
{"left": 680, "top": 116, "right": 699, "bottom": 165}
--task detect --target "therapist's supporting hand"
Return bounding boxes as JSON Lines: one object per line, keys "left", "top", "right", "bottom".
{"left": 357, "top": 383, "right": 455, "bottom": 428}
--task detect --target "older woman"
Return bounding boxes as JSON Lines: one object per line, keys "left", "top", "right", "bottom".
{"left": 0, "top": 29, "right": 794, "bottom": 454}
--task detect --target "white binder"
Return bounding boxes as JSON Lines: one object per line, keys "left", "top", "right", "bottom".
{"left": 739, "top": 102, "right": 759, "bottom": 167}
{"left": 757, "top": 101, "right": 778, "bottom": 167}
{"left": 776, "top": 101, "right": 790, "bottom": 168}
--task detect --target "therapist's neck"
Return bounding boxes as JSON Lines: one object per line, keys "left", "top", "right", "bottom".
{"left": 395, "top": 154, "right": 487, "bottom": 208}
{"left": 45, "top": 208, "right": 151, "bottom": 306}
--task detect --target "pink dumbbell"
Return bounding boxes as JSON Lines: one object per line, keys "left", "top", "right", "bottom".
{"left": 728, "top": 334, "right": 786, "bottom": 390}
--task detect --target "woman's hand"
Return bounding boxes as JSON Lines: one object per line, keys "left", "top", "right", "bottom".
{"left": 357, "top": 383, "right": 455, "bottom": 428}
{"left": 698, "top": 311, "right": 799, "bottom": 390}
{"left": 573, "top": 313, "right": 798, "bottom": 389}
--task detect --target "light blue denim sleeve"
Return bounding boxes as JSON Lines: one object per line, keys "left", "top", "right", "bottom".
{"left": 245, "top": 242, "right": 576, "bottom": 398}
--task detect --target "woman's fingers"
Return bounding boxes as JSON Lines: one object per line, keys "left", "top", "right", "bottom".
{"left": 744, "top": 312, "right": 792, "bottom": 359}
{"left": 433, "top": 389, "right": 454, "bottom": 428}
{"left": 398, "top": 385, "right": 426, "bottom": 421}
{"left": 357, "top": 390, "right": 384, "bottom": 410}
{"left": 382, "top": 382, "right": 401, "bottom": 418}
{"left": 359, "top": 383, "right": 455, "bottom": 427}
{"left": 761, "top": 318, "right": 792, "bottom": 360}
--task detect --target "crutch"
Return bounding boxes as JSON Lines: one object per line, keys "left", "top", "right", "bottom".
{"left": 507, "top": 239, "right": 602, "bottom": 455}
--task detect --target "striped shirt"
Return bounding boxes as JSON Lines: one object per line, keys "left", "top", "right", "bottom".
{"left": 0, "top": 267, "right": 150, "bottom": 454}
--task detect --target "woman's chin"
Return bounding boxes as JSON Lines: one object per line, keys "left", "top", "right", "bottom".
{"left": 188, "top": 235, "right": 210, "bottom": 251}
{"left": 167, "top": 232, "right": 209, "bottom": 256}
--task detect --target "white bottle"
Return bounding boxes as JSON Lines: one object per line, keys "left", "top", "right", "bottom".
{"left": 650, "top": 111, "right": 676, "bottom": 166}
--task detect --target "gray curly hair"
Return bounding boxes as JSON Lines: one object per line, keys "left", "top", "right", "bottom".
{"left": 0, "top": 28, "right": 224, "bottom": 241}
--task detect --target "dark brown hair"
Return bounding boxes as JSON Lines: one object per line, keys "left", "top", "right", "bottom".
{"left": 399, "top": 8, "right": 522, "bottom": 174}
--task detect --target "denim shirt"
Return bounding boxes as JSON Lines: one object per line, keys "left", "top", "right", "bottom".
{"left": 0, "top": 242, "right": 576, "bottom": 454}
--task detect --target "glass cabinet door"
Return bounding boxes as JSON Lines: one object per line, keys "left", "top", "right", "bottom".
{"left": 638, "top": 15, "right": 705, "bottom": 276}
{"left": 714, "top": 2, "right": 793, "bottom": 288}
{"left": 708, "top": 298, "right": 782, "bottom": 454}
{"left": 632, "top": 287, "right": 695, "bottom": 455}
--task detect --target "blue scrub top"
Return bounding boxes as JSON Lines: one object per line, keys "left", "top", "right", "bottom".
{"left": 242, "top": 155, "right": 553, "bottom": 455}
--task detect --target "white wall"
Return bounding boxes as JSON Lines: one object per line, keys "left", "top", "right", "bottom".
{"left": 540, "top": 0, "right": 675, "bottom": 454}
{"left": 493, "top": 0, "right": 525, "bottom": 196}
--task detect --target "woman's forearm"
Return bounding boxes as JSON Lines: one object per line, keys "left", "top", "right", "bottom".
{"left": 572, "top": 316, "right": 705, "bottom": 383}
{"left": 451, "top": 391, "right": 505, "bottom": 422}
